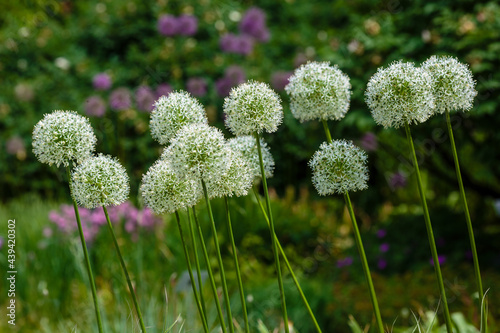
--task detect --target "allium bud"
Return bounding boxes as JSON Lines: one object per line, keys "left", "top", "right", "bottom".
{"left": 365, "top": 61, "right": 435, "bottom": 128}
{"left": 140, "top": 159, "right": 202, "bottom": 214}
{"left": 309, "top": 140, "right": 368, "bottom": 195}
{"left": 421, "top": 55, "right": 477, "bottom": 114}
{"left": 32, "top": 110, "right": 97, "bottom": 167}
{"left": 223, "top": 80, "right": 283, "bottom": 136}
{"left": 161, "top": 123, "right": 229, "bottom": 183}
{"left": 285, "top": 61, "right": 351, "bottom": 122}
{"left": 150, "top": 91, "right": 207, "bottom": 145}
{"left": 227, "top": 135, "right": 274, "bottom": 179}
{"left": 70, "top": 154, "right": 129, "bottom": 209}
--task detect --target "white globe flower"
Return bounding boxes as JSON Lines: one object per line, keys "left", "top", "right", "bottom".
{"left": 223, "top": 80, "right": 283, "bottom": 136}
{"left": 285, "top": 61, "right": 351, "bottom": 122}
{"left": 140, "top": 159, "right": 202, "bottom": 214}
{"left": 32, "top": 110, "right": 97, "bottom": 167}
{"left": 309, "top": 140, "right": 368, "bottom": 195}
{"left": 150, "top": 91, "right": 208, "bottom": 145}
{"left": 365, "top": 61, "right": 435, "bottom": 128}
{"left": 227, "top": 135, "right": 274, "bottom": 180}
{"left": 421, "top": 55, "right": 477, "bottom": 114}
{"left": 70, "top": 154, "right": 129, "bottom": 208}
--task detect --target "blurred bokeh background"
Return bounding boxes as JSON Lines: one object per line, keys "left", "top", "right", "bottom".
{"left": 1, "top": 0, "right": 499, "bottom": 332}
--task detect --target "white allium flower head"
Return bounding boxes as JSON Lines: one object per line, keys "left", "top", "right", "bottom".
{"left": 421, "top": 55, "right": 477, "bottom": 114}
{"left": 227, "top": 135, "right": 274, "bottom": 179}
{"left": 309, "top": 140, "right": 369, "bottom": 195}
{"left": 150, "top": 91, "right": 208, "bottom": 145}
{"left": 285, "top": 61, "right": 352, "bottom": 122}
{"left": 70, "top": 154, "right": 129, "bottom": 208}
{"left": 161, "top": 123, "right": 229, "bottom": 183}
{"left": 365, "top": 61, "right": 435, "bottom": 129}
{"left": 206, "top": 145, "right": 253, "bottom": 199}
{"left": 140, "top": 159, "right": 202, "bottom": 214}
{"left": 223, "top": 80, "right": 283, "bottom": 136}
{"left": 32, "top": 110, "right": 97, "bottom": 167}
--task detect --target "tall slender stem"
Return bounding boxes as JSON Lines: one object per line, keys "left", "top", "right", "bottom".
{"left": 404, "top": 122, "right": 453, "bottom": 333}
{"left": 224, "top": 197, "right": 250, "bottom": 333}
{"left": 322, "top": 119, "right": 333, "bottom": 143}
{"left": 445, "top": 112, "right": 484, "bottom": 294}
{"left": 192, "top": 207, "right": 228, "bottom": 333}
{"left": 201, "top": 180, "right": 235, "bottom": 333}
{"left": 103, "top": 206, "right": 147, "bottom": 333}
{"left": 344, "top": 193, "right": 384, "bottom": 333}
{"left": 66, "top": 167, "right": 104, "bottom": 333}
{"left": 174, "top": 211, "right": 209, "bottom": 333}
{"left": 253, "top": 188, "right": 322, "bottom": 333}
{"left": 187, "top": 209, "right": 208, "bottom": 324}
{"left": 254, "top": 132, "right": 289, "bottom": 333}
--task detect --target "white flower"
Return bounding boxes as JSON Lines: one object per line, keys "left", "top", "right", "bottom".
{"left": 206, "top": 145, "right": 253, "bottom": 199}
{"left": 227, "top": 135, "right": 274, "bottom": 179}
{"left": 140, "top": 159, "right": 202, "bottom": 214}
{"left": 365, "top": 61, "right": 435, "bottom": 128}
{"left": 32, "top": 110, "right": 97, "bottom": 167}
{"left": 309, "top": 140, "right": 368, "bottom": 195}
{"left": 70, "top": 154, "right": 129, "bottom": 208}
{"left": 285, "top": 61, "right": 351, "bottom": 122}
{"left": 421, "top": 55, "right": 477, "bottom": 114}
{"left": 161, "top": 123, "right": 229, "bottom": 183}
{"left": 150, "top": 91, "right": 207, "bottom": 145}
{"left": 223, "top": 80, "right": 283, "bottom": 136}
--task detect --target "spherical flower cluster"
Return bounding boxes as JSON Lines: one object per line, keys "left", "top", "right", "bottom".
{"left": 206, "top": 145, "right": 253, "bottom": 199}
{"left": 285, "top": 62, "right": 352, "bottom": 122}
{"left": 421, "top": 55, "right": 477, "bottom": 114}
{"left": 161, "top": 123, "right": 229, "bottom": 183}
{"left": 32, "top": 110, "right": 97, "bottom": 167}
{"left": 223, "top": 80, "right": 283, "bottom": 136}
{"left": 70, "top": 154, "right": 129, "bottom": 209}
{"left": 365, "top": 61, "right": 435, "bottom": 128}
{"left": 309, "top": 140, "right": 369, "bottom": 195}
{"left": 227, "top": 136, "right": 274, "bottom": 179}
{"left": 141, "top": 159, "right": 202, "bottom": 214}
{"left": 150, "top": 91, "right": 207, "bottom": 145}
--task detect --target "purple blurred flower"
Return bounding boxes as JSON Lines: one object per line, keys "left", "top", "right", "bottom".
{"left": 92, "top": 73, "right": 112, "bottom": 91}
{"left": 380, "top": 243, "right": 390, "bottom": 253}
{"left": 0, "top": 236, "right": 3, "bottom": 250}
{"left": 236, "top": 34, "right": 254, "bottom": 55}
{"left": 220, "top": 34, "right": 254, "bottom": 55}
{"left": 109, "top": 87, "right": 132, "bottom": 111}
{"left": 376, "top": 229, "right": 387, "bottom": 238}
{"left": 226, "top": 65, "right": 246, "bottom": 85}
{"left": 239, "top": 7, "right": 269, "bottom": 42}
{"left": 377, "top": 258, "right": 387, "bottom": 270}
{"left": 430, "top": 255, "right": 446, "bottom": 266}
{"left": 84, "top": 96, "right": 106, "bottom": 117}
{"left": 294, "top": 53, "right": 308, "bottom": 68}
{"left": 177, "top": 15, "right": 198, "bottom": 36}
{"left": 336, "top": 256, "right": 353, "bottom": 268}
{"left": 158, "top": 15, "right": 179, "bottom": 36}
{"left": 215, "top": 77, "right": 232, "bottom": 97}
{"left": 360, "top": 132, "right": 378, "bottom": 152}
{"left": 271, "top": 71, "right": 292, "bottom": 91}
{"left": 6, "top": 136, "right": 25, "bottom": 156}
{"left": 156, "top": 83, "right": 173, "bottom": 99}
{"left": 135, "top": 85, "right": 156, "bottom": 112}
{"left": 186, "top": 77, "right": 207, "bottom": 97}
{"left": 220, "top": 33, "right": 238, "bottom": 52}
{"left": 389, "top": 172, "right": 407, "bottom": 190}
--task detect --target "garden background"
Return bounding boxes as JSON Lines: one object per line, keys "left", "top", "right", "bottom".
{"left": 1, "top": 0, "right": 500, "bottom": 332}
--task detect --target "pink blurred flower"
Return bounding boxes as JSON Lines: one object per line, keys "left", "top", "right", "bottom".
{"left": 84, "top": 96, "right": 106, "bottom": 117}
{"left": 156, "top": 83, "right": 172, "bottom": 99}
{"left": 177, "top": 15, "right": 198, "bottom": 36}
{"left": 92, "top": 73, "right": 112, "bottom": 91}
{"left": 186, "top": 77, "right": 207, "bottom": 97}
{"left": 109, "top": 87, "right": 131, "bottom": 111}
{"left": 158, "top": 15, "right": 179, "bottom": 36}
{"left": 135, "top": 85, "right": 156, "bottom": 112}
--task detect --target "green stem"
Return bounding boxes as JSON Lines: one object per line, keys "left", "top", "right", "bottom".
{"left": 66, "top": 167, "right": 104, "bottom": 333}
{"left": 404, "top": 122, "right": 453, "bottom": 333}
{"left": 253, "top": 188, "right": 322, "bottom": 333}
{"left": 254, "top": 132, "right": 289, "bottom": 333}
{"left": 445, "top": 110, "right": 486, "bottom": 332}
{"left": 187, "top": 209, "right": 208, "bottom": 326}
{"left": 224, "top": 197, "right": 250, "bottom": 333}
{"left": 103, "top": 206, "right": 147, "bottom": 333}
{"left": 322, "top": 119, "right": 333, "bottom": 143}
{"left": 192, "top": 207, "right": 228, "bottom": 333}
{"left": 174, "top": 211, "right": 209, "bottom": 333}
{"left": 344, "top": 193, "right": 384, "bottom": 333}
{"left": 201, "top": 180, "right": 235, "bottom": 333}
